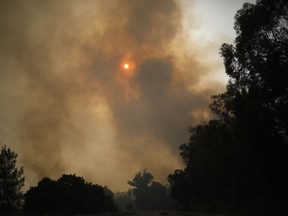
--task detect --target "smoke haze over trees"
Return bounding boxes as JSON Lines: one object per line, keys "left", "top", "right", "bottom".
{"left": 114, "top": 191, "right": 135, "bottom": 212}
{"left": 1, "top": 0, "right": 288, "bottom": 215}
{"left": 0, "top": 0, "right": 223, "bottom": 192}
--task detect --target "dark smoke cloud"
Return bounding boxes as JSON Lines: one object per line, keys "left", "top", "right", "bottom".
{"left": 0, "top": 0, "right": 223, "bottom": 191}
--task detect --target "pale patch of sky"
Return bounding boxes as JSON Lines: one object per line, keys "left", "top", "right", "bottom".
{"left": 181, "top": 0, "right": 256, "bottom": 85}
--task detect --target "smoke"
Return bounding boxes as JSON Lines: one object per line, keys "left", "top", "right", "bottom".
{"left": 0, "top": 0, "right": 224, "bottom": 191}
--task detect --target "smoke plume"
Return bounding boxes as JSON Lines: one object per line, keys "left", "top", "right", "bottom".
{"left": 0, "top": 0, "right": 223, "bottom": 191}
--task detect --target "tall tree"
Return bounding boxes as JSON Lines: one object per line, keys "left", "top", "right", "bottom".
{"left": 128, "top": 170, "right": 174, "bottom": 211}
{"left": 216, "top": 0, "right": 288, "bottom": 213}
{"left": 167, "top": 169, "right": 191, "bottom": 209}
{"left": 178, "top": 121, "right": 233, "bottom": 213}
{"left": 170, "top": 0, "right": 288, "bottom": 215}
{"left": 128, "top": 170, "right": 154, "bottom": 210}
{"left": 0, "top": 145, "right": 25, "bottom": 213}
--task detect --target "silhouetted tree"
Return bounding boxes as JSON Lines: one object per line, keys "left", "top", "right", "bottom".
{"left": 128, "top": 170, "right": 173, "bottom": 211}
{"left": 128, "top": 169, "right": 153, "bottom": 189}
{"left": 170, "top": 0, "right": 288, "bottom": 215}
{"left": 215, "top": 0, "right": 288, "bottom": 214}
{"left": 167, "top": 169, "right": 191, "bottom": 209}
{"left": 149, "top": 181, "right": 171, "bottom": 209}
{"left": 128, "top": 170, "right": 154, "bottom": 210}
{"left": 24, "top": 174, "right": 117, "bottom": 215}
{"left": 24, "top": 177, "right": 61, "bottom": 215}
{"left": 0, "top": 145, "right": 25, "bottom": 213}
{"left": 104, "top": 186, "right": 118, "bottom": 213}
{"left": 180, "top": 120, "right": 233, "bottom": 213}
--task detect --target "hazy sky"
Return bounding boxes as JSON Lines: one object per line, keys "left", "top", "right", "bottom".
{"left": 0, "top": 0, "right": 255, "bottom": 192}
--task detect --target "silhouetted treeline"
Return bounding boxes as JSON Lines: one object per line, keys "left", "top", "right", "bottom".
{"left": 0, "top": 145, "right": 119, "bottom": 215}
{"left": 24, "top": 174, "right": 118, "bottom": 215}
{"left": 168, "top": 0, "right": 288, "bottom": 215}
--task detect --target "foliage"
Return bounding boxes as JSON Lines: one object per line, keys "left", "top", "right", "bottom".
{"left": 128, "top": 170, "right": 153, "bottom": 210}
{"left": 0, "top": 145, "right": 25, "bottom": 212}
{"left": 167, "top": 169, "right": 191, "bottom": 209}
{"left": 128, "top": 170, "right": 174, "bottom": 211}
{"left": 178, "top": 121, "right": 233, "bottom": 213}
{"left": 170, "top": 0, "right": 288, "bottom": 215}
{"left": 217, "top": 1, "right": 288, "bottom": 213}
{"left": 24, "top": 174, "right": 117, "bottom": 215}
{"left": 128, "top": 169, "right": 153, "bottom": 189}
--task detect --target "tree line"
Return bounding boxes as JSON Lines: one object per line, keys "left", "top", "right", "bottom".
{"left": 0, "top": 145, "right": 175, "bottom": 215}
{"left": 1, "top": 0, "right": 287, "bottom": 215}
{"left": 24, "top": 175, "right": 118, "bottom": 215}
{"left": 0, "top": 145, "right": 118, "bottom": 215}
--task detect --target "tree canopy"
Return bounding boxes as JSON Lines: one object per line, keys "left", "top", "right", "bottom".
{"left": 0, "top": 145, "right": 25, "bottom": 213}
{"left": 24, "top": 174, "right": 117, "bottom": 215}
{"left": 169, "top": 0, "right": 288, "bottom": 215}
{"left": 167, "top": 169, "right": 191, "bottom": 209}
{"left": 128, "top": 170, "right": 175, "bottom": 211}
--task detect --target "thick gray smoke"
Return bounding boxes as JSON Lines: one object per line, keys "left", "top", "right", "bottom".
{"left": 0, "top": 0, "right": 223, "bottom": 191}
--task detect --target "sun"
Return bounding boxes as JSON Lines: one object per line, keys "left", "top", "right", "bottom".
{"left": 123, "top": 63, "right": 130, "bottom": 70}
{"left": 119, "top": 60, "right": 135, "bottom": 77}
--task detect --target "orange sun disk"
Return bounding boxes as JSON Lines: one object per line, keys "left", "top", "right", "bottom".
{"left": 124, "top": 63, "right": 129, "bottom": 69}
{"left": 120, "top": 61, "right": 135, "bottom": 77}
